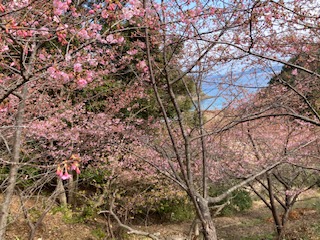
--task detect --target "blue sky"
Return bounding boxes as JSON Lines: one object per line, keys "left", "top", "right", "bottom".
{"left": 199, "top": 64, "right": 283, "bottom": 110}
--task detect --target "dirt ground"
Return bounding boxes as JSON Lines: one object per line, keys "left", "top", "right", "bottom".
{"left": 128, "top": 198, "right": 320, "bottom": 240}
{"left": 3, "top": 190, "right": 320, "bottom": 240}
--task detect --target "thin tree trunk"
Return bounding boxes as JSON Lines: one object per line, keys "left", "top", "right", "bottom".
{"left": 56, "top": 178, "right": 67, "bottom": 206}
{"left": 67, "top": 174, "right": 75, "bottom": 206}
{"left": 0, "top": 85, "right": 27, "bottom": 239}
{"left": 267, "top": 174, "right": 283, "bottom": 237}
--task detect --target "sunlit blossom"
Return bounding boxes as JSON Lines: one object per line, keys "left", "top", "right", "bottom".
{"left": 77, "top": 78, "right": 87, "bottom": 88}
{"left": 73, "top": 63, "right": 82, "bottom": 72}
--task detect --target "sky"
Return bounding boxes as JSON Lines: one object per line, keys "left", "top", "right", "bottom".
{"left": 198, "top": 64, "right": 283, "bottom": 110}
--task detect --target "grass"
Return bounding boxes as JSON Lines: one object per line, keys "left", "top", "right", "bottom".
{"left": 91, "top": 228, "right": 107, "bottom": 239}
{"left": 240, "top": 233, "right": 274, "bottom": 240}
{"left": 216, "top": 190, "right": 320, "bottom": 240}
{"left": 240, "top": 217, "right": 265, "bottom": 227}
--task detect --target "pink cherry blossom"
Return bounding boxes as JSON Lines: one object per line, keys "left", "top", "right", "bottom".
{"left": 0, "top": 45, "right": 9, "bottom": 53}
{"left": 39, "top": 53, "right": 46, "bottom": 61}
{"left": 47, "top": 67, "right": 57, "bottom": 79}
{"left": 122, "top": 8, "right": 134, "bottom": 20}
{"left": 88, "top": 58, "right": 98, "bottom": 66}
{"left": 106, "top": 34, "right": 116, "bottom": 43}
{"left": 53, "top": 15, "right": 60, "bottom": 23}
{"left": 101, "top": 9, "right": 109, "bottom": 19}
{"left": 127, "top": 49, "right": 138, "bottom": 55}
{"left": 86, "top": 71, "right": 94, "bottom": 82}
{"left": 77, "top": 78, "right": 88, "bottom": 88}
{"left": 292, "top": 68, "right": 298, "bottom": 75}
{"left": 53, "top": 0, "right": 70, "bottom": 16}
{"left": 136, "top": 60, "right": 148, "bottom": 73}
{"left": 59, "top": 72, "right": 70, "bottom": 82}
{"left": 0, "top": 4, "right": 5, "bottom": 12}
{"left": 78, "top": 29, "right": 90, "bottom": 40}
{"left": 90, "top": 23, "right": 102, "bottom": 31}
{"left": 65, "top": 54, "right": 71, "bottom": 61}
{"left": 61, "top": 171, "right": 72, "bottom": 180}
{"left": 0, "top": 105, "right": 9, "bottom": 113}
{"left": 71, "top": 163, "right": 81, "bottom": 174}
{"left": 73, "top": 63, "right": 83, "bottom": 73}
{"left": 108, "top": 3, "right": 117, "bottom": 11}
{"left": 117, "top": 36, "right": 124, "bottom": 43}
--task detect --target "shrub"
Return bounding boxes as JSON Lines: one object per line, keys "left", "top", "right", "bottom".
{"left": 91, "top": 228, "right": 107, "bottom": 240}
{"left": 154, "top": 196, "right": 195, "bottom": 222}
{"left": 209, "top": 185, "right": 252, "bottom": 216}
{"left": 52, "top": 204, "right": 97, "bottom": 224}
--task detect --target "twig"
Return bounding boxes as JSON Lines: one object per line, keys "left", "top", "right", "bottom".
{"left": 98, "top": 192, "right": 161, "bottom": 240}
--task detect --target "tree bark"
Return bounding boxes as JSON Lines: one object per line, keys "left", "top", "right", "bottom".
{"left": 56, "top": 178, "right": 67, "bottom": 206}
{"left": 267, "top": 174, "right": 283, "bottom": 237}
{"left": 67, "top": 174, "right": 75, "bottom": 205}
{"left": 196, "top": 197, "right": 218, "bottom": 240}
{"left": 0, "top": 85, "right": 27, "bottom": 239}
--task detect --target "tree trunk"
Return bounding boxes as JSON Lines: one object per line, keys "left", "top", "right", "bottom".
{"left": 56, "top": 178, "right": 67, "bottom": 206}
{"left": 196, "top": 197, "right": 218, "bottom": 240}
{"left": 201, "top": 211, "right": 217, "bottom": 240}
{"left": 267, "top": 174, "right": 283, "bottom": 237}
{"left": 0, "top": 86, "right": 27, "bottom": 239}
{"left": 67, "top": 174, "right": 75, "bottom": 205}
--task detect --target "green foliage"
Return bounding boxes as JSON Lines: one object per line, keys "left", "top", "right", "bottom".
{"left": 77, "top": 80, "right": 121, "bottom": 113}
{"left": 81, "top": 167, "right": 112, "bottom": 186}
{"left": 17, "top": 165, "right": 41, "bottom": 188}
{"left": 129, "top": 76, "right": 195, "bottom": 120}
{"left": 28, "top": 208, "right": 42, "bottom": 222}
{"left": 269, "top": 63, "right": 297, "bottom": 85}
{"left": 91, "top": 227, "right": 107, "bottom": 240}
{"left": 151, "top": 196, "right": 195, "bottom": 222}
{"left": 0, "top": 166, "right": 9, "bottom": 182}
{"left": 209, "top": 185, "right": 253, "bottom": 216}
{"left": 268, "top": 52, "right": 320, "bottom": 114}
{"left": 230, "top": 190, "right": 253, "bottom": 212}
{"left": 52, "top": 204, "right": 97, "bottom": 224}
{"left": 311, "top": 223, "right": 320, "bottom": 236}
{"left": 182, "top": 110, "right": 207, "bottom": 127}
{"left": 52, "top": 205, "right": 74, "bottom": 223}
{"left": 66, "top": 20, "right": 196, "bottom": 121}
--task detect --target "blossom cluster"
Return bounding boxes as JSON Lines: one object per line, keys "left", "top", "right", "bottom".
{"left": 56, "top": 154, "right": 81, "bottom": 180}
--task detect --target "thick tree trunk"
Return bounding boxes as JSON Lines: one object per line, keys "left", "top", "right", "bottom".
{"left": 0, "top": 86, "right": 27, "bottom": 239}
{"left": 202, "top": 218, "right": 217, "bottom": 240}
{"left": 196, "top": 197, "right": 218, "bottom": 240}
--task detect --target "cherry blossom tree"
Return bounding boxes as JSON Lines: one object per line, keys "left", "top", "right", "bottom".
{"left": 217, "top": 116, "right": 320, "bottom": 238}
{"left": 0, "top": 0, "right": 320, "bottom": 239}
{"left": 140, "top": 0, "right": 320, "bottom": 239}
{"left": 0, "top": 0, "right": 153, "bottom": 238}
